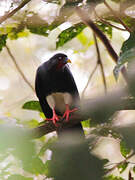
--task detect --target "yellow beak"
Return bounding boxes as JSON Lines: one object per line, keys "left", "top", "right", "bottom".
{"left": 67, "top": 59, "right": 71, "bottom": 63}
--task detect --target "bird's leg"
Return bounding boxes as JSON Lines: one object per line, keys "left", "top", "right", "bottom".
{"left": 46, "top": 108, "right": 59, "bottom": 126}
{"left": 63, "top": 104, "right": 77, "bottom": 122}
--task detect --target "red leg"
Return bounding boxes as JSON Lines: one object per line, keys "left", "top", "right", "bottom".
{"left": 46, "top": 108, "right": 59, "bottom": 126}
{"left": 63, "top": 104, "right": 78, "bottom": 122}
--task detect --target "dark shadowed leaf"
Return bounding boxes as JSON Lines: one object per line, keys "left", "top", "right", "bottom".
{"left": 56, "top": 23, "right": 86, "bottom": 48}
{"left": 28, "top": 23, "right": 59, "bottom": 37}
{"left": 120, "top": 140, "right": 131, "bottom": 158}
{"left": 22, "top": 101, "right": 42, "bottom": 112}
{"left": 113, "top": 32, "right": 135, "bottom": 79}
{"left": 0, "top": 34, "right": 7, "bottom": 51}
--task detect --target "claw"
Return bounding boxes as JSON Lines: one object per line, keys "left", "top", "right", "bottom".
{"left": 63, "top": 104, "right": 77, "bottom": 122}
{"left": 46, "top": 108, "right": 59, "bottom": 126}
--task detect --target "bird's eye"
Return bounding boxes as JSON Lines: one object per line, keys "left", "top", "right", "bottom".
{"left": 59, "top": 57, "right": 62, "bottom": 60}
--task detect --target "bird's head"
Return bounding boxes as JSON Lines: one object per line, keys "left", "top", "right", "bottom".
{"left": 49, "top": 53, "right": 71, "bottom": 70}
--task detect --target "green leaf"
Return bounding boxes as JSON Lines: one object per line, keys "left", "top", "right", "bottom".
{"left": 28, "top": 23, "right": 59, "bottom": 37}
{"left": 96, "top": 21, "right": 112, "bottom": 38}
{"left": 113, "top": 32, "right": 135, "bottom": 80}
{"left": 7, "top": 174, "right": 33, "bottom": 180}
{"left": 104, "top": 175, "right": 124, "bottom": 180}
{"left": 56, "top": 23, "right": 86, "bottom": 48}
{"left": 23, "top": 119, "right": 39, "bottom": 128}
{"left": 133, "top": 165, "right": 135, "bottom": 173}
{"left": 120, "top": 140, "right": 131, "bottom": 158}
{"left": 118, "top": 162, "right": 128, "bottom": 173}
{"left": 113, "top": 47, "right": 135, "bottom": 80}
{"left": 22, "top": 100, "right": 42, "bottom": 112}
{"left": 0, "top": 34, "right": 7, "bottom": 52}
{"left": 81, "top": 119, "right": 90, "bottom": 128}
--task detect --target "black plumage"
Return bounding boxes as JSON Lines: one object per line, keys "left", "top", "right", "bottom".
{"left": 35, "top": 53, "right": 84, "bottom": 134}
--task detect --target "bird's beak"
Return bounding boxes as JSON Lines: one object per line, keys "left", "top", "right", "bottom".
{"left": 67, "top": 59, "right": 71, "bottom": 63}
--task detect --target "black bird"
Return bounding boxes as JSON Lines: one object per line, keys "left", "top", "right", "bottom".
{"left": 35, "top": 53, "right": 83, "bottom": 133}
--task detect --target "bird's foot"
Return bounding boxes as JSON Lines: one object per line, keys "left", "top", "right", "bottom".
{"left": 46, "top": 108, "right": 59, "bottom": 126}
{"left": 63, "top": 104, "right": 78, "bottom": 122}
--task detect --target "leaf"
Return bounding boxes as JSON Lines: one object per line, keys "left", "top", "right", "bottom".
{"left": 113, "top": 32, "right": 135, "bottom": 80}
{"left": 118, "top": 162, "right": 128, "bottom": 173}
{"left": 120, "top": 140, "right": 131, "bottom": 158}
{"left": 103, "top": 175, "right": 124, "bottom": 180}
{"left": 7, "top": 174, "right": 33, "bottom": 180}
{"left": 28, "top": 23, "right": 59, "bottom": 37}
{"left": 113, "top": 47, "right": 135, "bottom": 80}
{"left": 0, "top": 34, "right": 7, "bottom": 52}
{"left": 132, "top": 165, "right": 135, "bottom": 173}
{"left": 23, "top": 119, "right": 39, "bottom": 128}
{"left": 22, "top": 100, "right": 42, "bottom": 112}
{"left": 56, "top": 23, "right": 86, "bottom": 48}
{"left": 81, "top": 119, "right": 90, "bottom": 128}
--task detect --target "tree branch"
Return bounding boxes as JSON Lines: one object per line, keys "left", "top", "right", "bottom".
{"left": 0, "top": 0, "right": 32, "bottom": 24}
{"left": 104, "top": 0, "right": 132, "bottom": 33}
{"left": 6, "top": 45, "right": 35, "bottom": 92}
{"left": 29, "top": 89, "right": 135, "bottom": 139}
{"left": 81, "top": 61, "right": 98, "bottom": 99}
{"left": 76, "top": 7, "right": 128, "bottom": 82}
{"left": 94, "top": 9, "right": 127, "bottom": 31}
{"left": 93, "top": 33, "right": 107, "bottom": 93}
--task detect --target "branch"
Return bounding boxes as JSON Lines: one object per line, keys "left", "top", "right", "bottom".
{"left": 6, "top": 45, "right": 35, "bottom": 92}
{"left": 0, "top": 0, "right": 32, "bottom": 24}
{"left": 93, "top": 33, "right": 107, "bottom": 93}
{"left": 81, "top": 61, "right": 98, "bottom": 99}
{"left": 29, "top": 89, "right": 135, "bottom": 139}
{"left": 105, "top": 152, "right": 135, "bottom": 173}
{"left": 94, "top": 9, "right": 126, "bottom": 31}
{"left": 76, "top": 7, "right": 128, "bottom": 82}
{"left": 104, "top": 0, "right": 132, "bottom": 33}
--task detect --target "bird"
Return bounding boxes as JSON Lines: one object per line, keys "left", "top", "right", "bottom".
{"left": 35, "top": 53, "right": 84, "bottom": 134}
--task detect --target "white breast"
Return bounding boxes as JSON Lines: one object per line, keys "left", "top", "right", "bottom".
{"left": 46, "top": 92, "right": 72, "bottom": 113}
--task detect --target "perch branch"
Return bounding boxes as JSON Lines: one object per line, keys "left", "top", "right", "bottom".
{"left": 6, "top": 45, "right": 35, "bottom": 92}
{"left": 0, "top": 0, "right": 32, "bottom": 24}
{"left": 76, "top": 7, "right": 128, "bottom": 82}
{"left": 29, "top": 89, "right": 135, "bottom": 139}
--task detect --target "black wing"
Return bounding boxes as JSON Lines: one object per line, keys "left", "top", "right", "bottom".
{"left": 35, "top": 66, "right": 53, "bottom": 118}
{"left": 63, "top": 65, "right": 80, "bottom": 104}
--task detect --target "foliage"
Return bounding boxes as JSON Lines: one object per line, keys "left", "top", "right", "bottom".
{"left": 0, "top": 34, "right": 7, "bottom": 52}
{"left": 22, "top": 101, "right": 42, "bottom": 112}
{"left": 56, "top": 23, "right": 86, "bottom": 48}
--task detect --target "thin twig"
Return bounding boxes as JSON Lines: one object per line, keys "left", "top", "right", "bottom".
{"left": 5, "top": 45, "right": 35, "bottom": 92}
{"left": 81, "top": 62, "right": 98, "bottom": 99}
{"left": 93, "top": 33, "right": 107, "bottom": 93}
{"left": 94, "top": 10, "right": 126, "bottom": 31}
{"left": 76, "top": 7, "right": 128, "bottom": 82}
{"left": 106, "top": 152, "right": 135, "bottom": 173}
{"left": 0, "top": 0, "right": 32, "bottom": 24}
{"left": 104, "top": 0, "right": 132, "bottom": 33}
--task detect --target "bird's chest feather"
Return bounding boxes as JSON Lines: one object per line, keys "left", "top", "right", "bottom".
{"left": 46, "top": 92, "right": 72, "bottom": 114}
